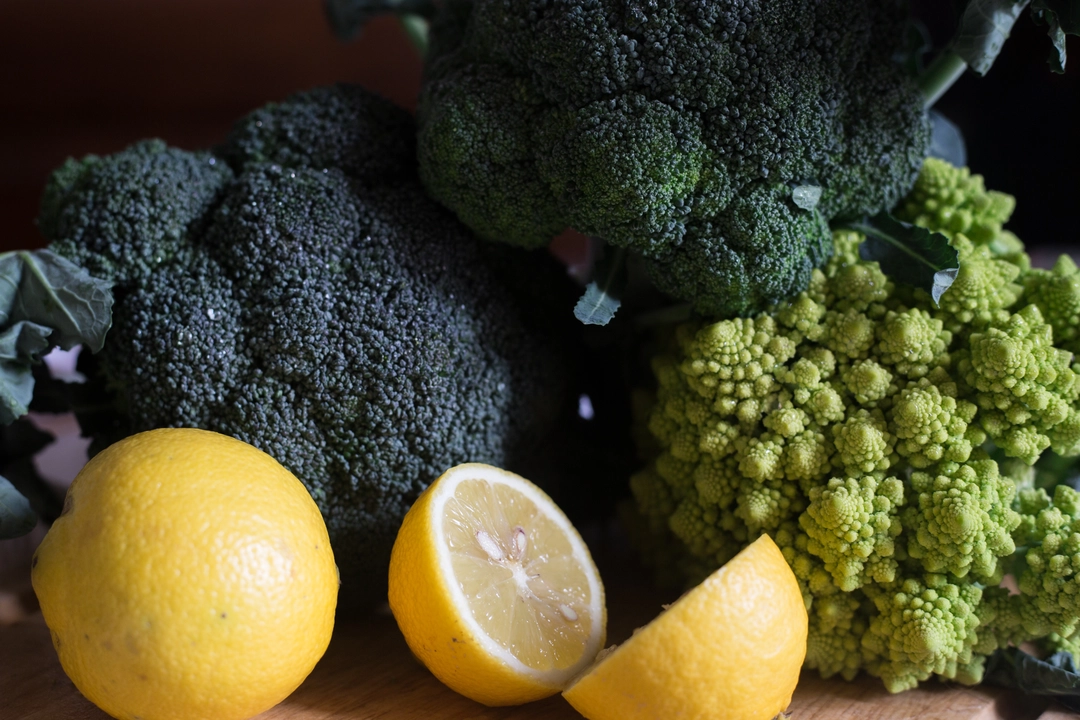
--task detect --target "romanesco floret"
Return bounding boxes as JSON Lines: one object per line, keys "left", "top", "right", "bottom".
{"left": 832, "top": 409, "right": 896, "bottom": 474}
{"left": 862, "top": 573, "right": 983, "bottom": 693}
{"left": 890, "top": 375, "right": 981, "bottom": 468}
{"left": 1025, "top": 254, "right": 1080, "bottom": 356}
{"left": 933, "top": 238, "right": 1024, "bottom": 335}
{"left": 903, "top": 459, "right": 1020, "bottom": 579}
{"left": 736, "top": 475, "right": 805, "bottom": 535}
{"left": 874, "top": 308, "right": 952, "bottom": 379}
{"left": 958, "top": 304, "right": 1079, "bottom": 463}
{"left": 800, "top": 476, "right": 904, "bottom": 591}
{"left": 823, "top": 309, "right": 877, "bottom": 361}
{"left": 805, "top": 592, "right": 871, "bottom": 682}
{"left": 1016, "top": 485, "right": 1080, "bottom": 637}
{"left": 893, "top": 157, "right": 1015, "bottom": 246}
{"left": 841, "top": 360, "right": 896, "bottom": 408}
{"left": 626, "top": 157, "right": 1080, "bottom": 693}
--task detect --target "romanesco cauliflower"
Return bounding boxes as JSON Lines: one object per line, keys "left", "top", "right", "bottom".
{"left": 627, "top": 157, "right": 1080, "bottom": 692}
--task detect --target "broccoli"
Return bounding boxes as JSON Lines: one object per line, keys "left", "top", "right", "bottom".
{"left": 38, "top": 84, "right": 573, "bottom": 612}
{"left": 411, "top": 0, "right": 931, "bottom": 319}
{"left": 626, "top": 158, "right": 1080, "bottom": 691}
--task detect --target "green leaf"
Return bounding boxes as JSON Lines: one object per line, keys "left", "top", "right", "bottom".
{"left": 5, "top": 250, "right": 113, "bottom": 353}
{"left": 952, "top": 0, "right": 1030, "bottom": 75}
{"left": 0, "top": 322, "right": 52, "bottom": 425}
{"left": 323, "top": 0, "right": 435, "bottom": 45}
{"left": 847, "top": 213, "right": 960, "bottom": 305}
{"left": 0, "top": 249, "right": 113, "bottom": 426}
{"left": 985, "top": 647, "right": 1080, "bottom": 712}
{"left": 573, "top": 246, "right": 627, "bottom": 326}
{"left": 1031, "top": 0, "right": 1080, "bottom": 72}
{"left": 0, "top": 474, "right": 36, "bottom": 540}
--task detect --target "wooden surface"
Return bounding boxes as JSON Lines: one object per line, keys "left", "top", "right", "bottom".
{"left": 1, "top": 587, "right": 1071, "bottom": 720}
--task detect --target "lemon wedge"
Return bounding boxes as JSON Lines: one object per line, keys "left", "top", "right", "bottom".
{"left": 562, "top": 533, "right": 807, "bottom": 720}
{"left": 388, "top": 463, "right": 606, "bottom": 706}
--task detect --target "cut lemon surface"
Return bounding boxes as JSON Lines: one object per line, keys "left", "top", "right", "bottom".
{"left": 562, "top": 534, "right": 807, "bottom": 720}
{"left": 388, "top": 463, "right": 606, "bottom": 706}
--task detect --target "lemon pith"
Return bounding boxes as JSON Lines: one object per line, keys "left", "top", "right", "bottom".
{"left": 31, "top": 428, "right": 339, "bottom": 720}
{"left": 562, "top": 534, "right": 807, "bottom": 720}
{"left": 388, "top": 463, "right": 606, "bottom": 706}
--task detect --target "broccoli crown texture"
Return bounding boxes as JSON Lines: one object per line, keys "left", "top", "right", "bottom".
{"left": 416, "top": 0, "right": 931, "bottom": 317}
{"left": 40, "top": 84, "right": 570, "bottom": 611}
{"left": 625, "top": 159, "right": 1080, "bottom": 691}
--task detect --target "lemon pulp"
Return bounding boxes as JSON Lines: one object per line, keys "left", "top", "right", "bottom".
{"left": 442, "top": 477, "right": 595, "bottom": 670}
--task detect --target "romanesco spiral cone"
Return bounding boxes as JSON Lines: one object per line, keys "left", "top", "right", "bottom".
{"left": 832, "top": 409, "right": 897, "bottom": 474}
{"left": 862, "top": 573, "right": 984, "bottom": 693}
{"left": 933, "top": 237, "right": 1024, "bottom": 335}
{"left": 958, "top": 304, "right": 1079, "bottom": 463}
{"left": 893, "top": 157, "right": 1016, "bottom": 246}
{"left": 627, "top": 157, "right": 1080, "bottom": 693}
{"left": 800, "top": 476, "right": 904, "bottom": 591}
{"left": 805, "top": 592, "right": 871, "bottom": 681}
{"left": 874, "top": 308, "right": 952, "bottom": 379}
{"left": 841, "top": 359, "right": 897, "bottom": 408}
{"left": 1016, "top": 485, "right": 1080, "bottom": 637}
{"left": 903, "top": 459, "right": 1020, "bottom": 579}
{"left": 890, "top": 374, "right": 982, "bottom": 468}
{"left": 1025, "top": 254, "right": 1080, "bottom": 356}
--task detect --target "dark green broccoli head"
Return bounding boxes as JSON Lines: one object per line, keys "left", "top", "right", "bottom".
{"left": 417, "top": 0, "right": 931, "bottom": 317}
{"left": 40, "top": 85, "right": 570, "bottom": 611}
{"left": 40, "top": 141, "right": 233, "bottom": 286}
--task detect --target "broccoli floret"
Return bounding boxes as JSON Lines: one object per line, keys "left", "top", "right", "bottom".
{"left": 625, "top": 158, "right": 1080, "bottom": 692}
{"left": 41, "top": 141, "right": 233, "bottom": 286}
{"left": 39, "top": 85, "right": 571, "bottom": 611}
{"left": 415, "top": 0, "right": 931, "bottom": 318}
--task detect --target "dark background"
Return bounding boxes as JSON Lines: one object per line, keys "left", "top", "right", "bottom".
{"left": 0, "top": 0, "right": 1076, "bottom": 260}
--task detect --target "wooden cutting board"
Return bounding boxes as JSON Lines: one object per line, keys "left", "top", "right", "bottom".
{"left": 0, "top": 584, "right": 1067, "bottom": 720}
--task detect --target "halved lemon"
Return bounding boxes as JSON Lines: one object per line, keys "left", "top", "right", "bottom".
{"left": 387, "top": 463, "right": 606, "bottom": 706}
{"left": 562, "top": 534, "right": 806, "bottom": 720}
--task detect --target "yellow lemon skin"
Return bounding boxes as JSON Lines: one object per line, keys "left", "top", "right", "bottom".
{"left": 32, "top": 428, "right": 339, "bottom": 720}
{"left": 562, "top": 534, "right": 807, "bottom": 720}
{"left": 388, "top": 463, "right": 605, "bottom": 707}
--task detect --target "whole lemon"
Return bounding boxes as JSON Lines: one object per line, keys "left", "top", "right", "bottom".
{"left": 32, "top": 428, "right": 339, "bottom": 720}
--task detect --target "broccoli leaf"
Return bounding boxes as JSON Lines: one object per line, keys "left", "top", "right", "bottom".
{"left": 0, "top": 474, "right": 36, "bottom": 540}
{"left": 848, "top": 213, "right": 959, "bottom": 305}
{"left": 929, "top": 110, "right": 968, "bottom": 168}
{"left": 0, "top": 249, "right": 113, "bottom": 426}
{"left": 952, "top": 0, "right": 1030, "bottom": 75}
{"left": 3, "top": 250, "right": 113, "bottom": 352}
{"left": 0, "top": 321, "right": 52, "bottom": 425}
{"left": 1031, "top": 0, "right": 1080, "bottom": 72}
{"left": 324, "top": 0, "right": 434, "bottom": 50}
{"left": 985, "top": 647, "right": 1080, "bottom": 711}
{"left": 574, "top": 246, "right": 627, "bottom": 326}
